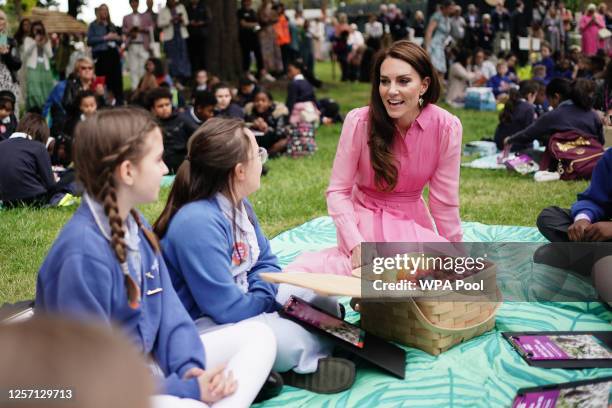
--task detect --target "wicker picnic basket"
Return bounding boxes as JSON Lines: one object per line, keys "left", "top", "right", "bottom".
{"left": 359, "top": 264, "right": 501, "bottom": 355}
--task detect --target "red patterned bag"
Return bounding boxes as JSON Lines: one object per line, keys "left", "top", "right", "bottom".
{"left": 540, "top": 131, "right": 604, "bottom": 180}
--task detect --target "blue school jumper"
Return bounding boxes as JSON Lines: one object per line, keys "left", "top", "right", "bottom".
{"left": 571, "top": 148, "right": 612, "bottom": 222}
{"left": 36, "top": 196, "right": 205, "bottom": 400}
{"left": 161, "top": 197, "right": 281, "bottom": 324}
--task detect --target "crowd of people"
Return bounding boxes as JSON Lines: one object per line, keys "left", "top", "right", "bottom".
{"left": 0, "top": 0, "right": 354, "bottom": 208}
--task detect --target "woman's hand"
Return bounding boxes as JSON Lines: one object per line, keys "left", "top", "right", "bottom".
{"left": 503, "top": 136, "right": 511, "bottom": 147}
{"left": 0, "top": 45, "right": 8, "bottom": 55}
{"left": 104, "top": 32, "right": 120, "bottom": 41}
{"left": 350, "top": 244, "right": 362, "bottom": 269}
{"left": 351, "top": 244, "right": 378, "bottom": 269}
{"left": 196, "top": 364, "right": 237, "bottom": 404}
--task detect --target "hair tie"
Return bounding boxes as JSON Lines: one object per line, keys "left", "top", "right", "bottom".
{"left": 184, "top": 156, "right": 191, "bottom": 162}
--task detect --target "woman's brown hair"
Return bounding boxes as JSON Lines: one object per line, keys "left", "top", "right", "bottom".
{"left": 368, "top": 40, "right": 440, "bottom": 191}
{"left": 154, "top": 117, "right": 252, "bottom": 238}
{"left": 73, "top": 107, "right": 159, "bottom": 308}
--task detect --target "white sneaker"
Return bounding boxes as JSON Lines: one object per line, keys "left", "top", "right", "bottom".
{"left": 262, "top": 73, "right": 276, "bottom": 82}
{"left": 534, "top": 171, "right": 561, "bottom": 182}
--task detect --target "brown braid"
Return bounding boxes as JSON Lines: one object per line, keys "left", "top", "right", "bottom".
{"left": 130, "top": 209, "right": 161, "bottom": 254}
{"left": 99, "top": 166, "right": 141, "bottom": 308}
{"left": 73, "top": 107, "right": 159, "bottom": 308}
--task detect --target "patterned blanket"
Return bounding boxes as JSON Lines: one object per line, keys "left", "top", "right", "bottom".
{"left": 257, "top": 217, "right": 612, "bottom": 407}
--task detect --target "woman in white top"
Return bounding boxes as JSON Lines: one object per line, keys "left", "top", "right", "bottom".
{"left": 446, "top": 49, "right": 483, "bottom": 106}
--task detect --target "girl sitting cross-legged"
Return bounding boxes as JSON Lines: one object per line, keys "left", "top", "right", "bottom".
{"left": 154, "top": 117, "right": 356, "bottom": 395}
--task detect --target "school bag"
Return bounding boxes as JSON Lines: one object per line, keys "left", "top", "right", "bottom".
{"left": 285, "top": 101, "right": 319, "bottom": 158}
{"left": 539, "top": 130, "right": 604, "bottom": 180}
{"left": 285, "top": 122, "right": 317, "bottom": 158}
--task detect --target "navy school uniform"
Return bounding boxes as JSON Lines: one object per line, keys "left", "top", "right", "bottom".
{"left": 36, "top": 195, "right": 205, "bottom": 400}
{"left": 0, "top": 134, "right": 56, "bottom": 205}
{"left": 571, "top": 148, "right": 612, "bottom": 222}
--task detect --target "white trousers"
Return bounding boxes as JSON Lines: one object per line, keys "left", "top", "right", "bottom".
{"left": 195, "top": 284, "right": 339, "bottom": 374}
{"left": 127, "top": 43, "right": 149, "bottom": 90}
{"left": 151, "top": 320, "right": 276, "bottom": 408}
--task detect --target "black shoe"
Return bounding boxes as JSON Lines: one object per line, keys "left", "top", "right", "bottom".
{"left": 254, "top": 371, "right": 283, "bottom": 403}
{"left": 282, "top": 357, "right": 355, "bottom": 394}
{"left": 533, "top": 243, "right": 571, "bottom": 269}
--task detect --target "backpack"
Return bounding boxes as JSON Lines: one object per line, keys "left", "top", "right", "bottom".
{"left": 284, "top": 122, "right": 317, "bottom": 158}
{"left": 540, "top": 130, "right": 605, "bottom": 180}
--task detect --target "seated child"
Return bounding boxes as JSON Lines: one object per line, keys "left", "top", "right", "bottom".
{"left": 486, "top": 60, "right": 515, "bottom": 100}
{"left": 180, "top": 90, "right": 216, "bottom": 136}
{"left": 213, "top": 82, "right": 245, "bottom": 119}
{"left": 535, "top": 148, "right": 612, "bottom": 302}
{"left": 0, "top": 90, "right": 17, "bottom": 141}
{"left": 154, "top": 118, "right": 356, "bottom": 395}
{"left": 553, "top": 57, "right": 574, "bottom": 80}
{"left": 534, "top": 43, "right": 554, "bottom": 81}
{"left": 63, "top": 89, "right": 98, "bottom": 140}
{"left": 0, "top": 113, "right": 56, "bottom": 208}
{"left": 235, "top": 77, "right": 261, "bottom": 107}
{"left": 36, "top": 107, "right": 277, "bottom": 407}
{"left": 494, "top": 80, "right": 539, "bottom": 151}
{"left": 286, "top": 59, "right": 317, "bottom": 114}
{"left": 532, "top": 64, "right": 548, "bottom": 85}
{"left": 147, "top": 87, "right": 193, "bottom": 174}
{"left": 533, "top": 79, "right": 550, "bottom": 117}
{"left": 244, "top": 90, "right": 289, "bottom": 155}
{"left": 192, "top": 69, "right": 209, "bottom": 93}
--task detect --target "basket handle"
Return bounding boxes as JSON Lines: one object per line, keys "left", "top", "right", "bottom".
{"left": 409, "top": 288, "right": 502, "bottom": 335}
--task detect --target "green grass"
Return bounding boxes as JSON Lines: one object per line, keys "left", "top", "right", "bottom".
{"left": 0, "top": 61, "right": 588, "bottom": 303}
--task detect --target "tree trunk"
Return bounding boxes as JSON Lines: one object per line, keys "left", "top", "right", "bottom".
{"left": 206, "top": 0, "right": 242, "bottom": 82}
{"left": 67, "top": 0, "right": 81, "bottom": 19}
{"left": 14, "top": 0, "right": 22, "bottom": 20}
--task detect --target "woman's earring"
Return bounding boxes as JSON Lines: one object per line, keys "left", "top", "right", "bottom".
{"left": 418, "top": 96, "right": 424, "bottom": 107}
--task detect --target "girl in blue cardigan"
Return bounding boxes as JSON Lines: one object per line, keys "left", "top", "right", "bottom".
{"left": 154, "top": 117, "right": 355, "bottom": 394}
{"left": 36, "top": 108, "right": 276, "bottom": 407}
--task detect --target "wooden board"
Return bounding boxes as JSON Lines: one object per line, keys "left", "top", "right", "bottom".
{"left": 260, "top": 272, "right": 361, "bottom": 298}
{"left": 26, "top": 8, "right": 87, "bottom": 34}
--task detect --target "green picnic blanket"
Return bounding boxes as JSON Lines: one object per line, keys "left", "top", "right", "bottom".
{"left": 256, "top": 217, "right": 612, "bottom": 407}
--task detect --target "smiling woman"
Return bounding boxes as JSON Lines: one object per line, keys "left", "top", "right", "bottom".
{"left": 286, "top": 40, "right": 463, "bottom": 277}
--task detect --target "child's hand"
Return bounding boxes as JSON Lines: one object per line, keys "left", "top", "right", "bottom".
{"left": 197, "top": 363, "right": 237, "bottom": 404}
{"left": 183, "top": 367, "right": 205, "bottom": 379}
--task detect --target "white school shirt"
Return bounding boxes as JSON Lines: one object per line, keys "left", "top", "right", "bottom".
{"left": 215, "top": 193, "right": 260, "bottom": 294}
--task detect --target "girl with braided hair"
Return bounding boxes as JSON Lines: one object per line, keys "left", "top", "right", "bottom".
{"left": 35, "top": 107, "right": 278, "bottom": 407}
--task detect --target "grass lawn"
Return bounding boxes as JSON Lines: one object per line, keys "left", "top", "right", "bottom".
{"left": 0, "top": 62, "right": 589, "bottom": 303}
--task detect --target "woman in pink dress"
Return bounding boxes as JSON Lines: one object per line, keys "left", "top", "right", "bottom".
{"left": 580, "top": 4, "right": 605, "bottom": 56}
{"left": 288, "top": 40, "right": 463, "bottom": 276}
